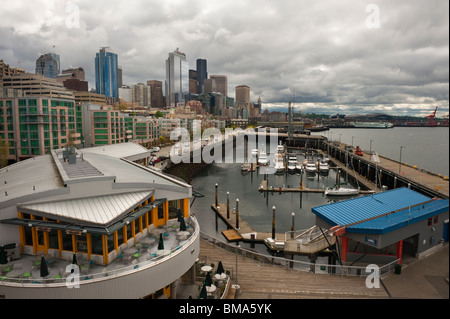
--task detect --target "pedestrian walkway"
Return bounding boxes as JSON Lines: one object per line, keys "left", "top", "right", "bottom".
{"left": 178, "top": 238, "right": 449, "bottom": 299}
{"left": 381, "top": 244, "right": 449, "bottom": 299}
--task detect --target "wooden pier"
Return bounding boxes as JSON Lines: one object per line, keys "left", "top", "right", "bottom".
{"left": 211, "top": 204, "right": 285, "bottom": 243}
{"left": 257, "top": 179, "right": 375, "bottom": 194}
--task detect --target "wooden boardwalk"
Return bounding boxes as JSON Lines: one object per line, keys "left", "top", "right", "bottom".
{"left": 197, "top": 238, "right": 389, "bottom": 299}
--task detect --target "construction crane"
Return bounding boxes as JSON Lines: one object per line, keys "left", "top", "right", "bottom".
{"left": 425, "top": 106, "right": 438, "bottom": 126}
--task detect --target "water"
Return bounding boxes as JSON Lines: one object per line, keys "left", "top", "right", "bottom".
{"left": 314, "top": 127, "right": 449, "bottom": 176}
{"left": 191, "top": 145, "right": 358, "bottom": 245}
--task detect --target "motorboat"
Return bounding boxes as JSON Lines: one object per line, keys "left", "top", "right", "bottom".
{"left": 277, "top": 142, "right": 284, "bottom": 154}
{"left": 325, "top": 184, "right": 360, "bottom": 196}
{"left": 287, "top": 155, "right": 297, "bottom": 172}
{"left": 295, "top": 161, "right": 303, "bottom": 172}
{"left": 319, "top": 160, "right": 330, "bottom": 172}
{"left": 241, "top": 162, "right": 251, "bottom": 172}
{"left": 305, "top": 160, "right": 317, "bottom": 173}
{"left": 258, "top": 151, "right": 268, "bottom": 166}
{"left": 273, "top": 153, "right": 285, "bottom": 173}
{"left": 251, "top": 149, "right": 258, "bottom": 157}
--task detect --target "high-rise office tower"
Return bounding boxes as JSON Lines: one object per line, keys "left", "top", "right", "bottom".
{"left": 95, "top": 47, "right": 119, "bottom": 99}
{"left": 235, "top": 85, "right": 250, "bottom": 106}
{"left": 210, "top": 75, "right": 228, "bottom": 96}
{"left": 147, "top": 80, "right": 164, "bottom": 108}
{"left": 165, "top": 48, "right": 189, "bottom": 107}
{"left": 196, "top": 58, "right": 207, "bottom": 94}
{"left": 35, "top": 53, "right": 60, "bottom": 79}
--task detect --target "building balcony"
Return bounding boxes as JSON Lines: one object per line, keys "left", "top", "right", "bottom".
{"left": 0, "top": 216, "right": 200, "bottom": 299}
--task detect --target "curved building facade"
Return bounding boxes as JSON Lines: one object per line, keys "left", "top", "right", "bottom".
{"left": 0, "top": 143, "right": 199, "bottom": 299}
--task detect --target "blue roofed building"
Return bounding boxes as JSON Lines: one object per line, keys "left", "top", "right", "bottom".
{"left": 312, "top": 188, "right": 449, "bottom": 265}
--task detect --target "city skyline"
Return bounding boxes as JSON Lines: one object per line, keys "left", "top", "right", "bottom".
{"left": 0, "top": 0, "right": 448, "bottom": 117}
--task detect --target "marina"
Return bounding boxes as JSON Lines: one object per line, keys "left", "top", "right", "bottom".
{"left": 190, "top": 127, "right": 448, "bottom": 267}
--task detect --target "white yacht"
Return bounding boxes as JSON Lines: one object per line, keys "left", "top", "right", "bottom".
{"left": 319, "top": 160, "right": 330, "bottom": 172}
{"left": 251, "top": 149, "right": 258, "bottom": 157}
{"left": 325, "top": 184, "right": 360, "bottom": 196}
{"left": 273, "top": 153, "right": 285, "bottom": 173}
{"left": 287, "top": 155, "right": 297, "bottom": 172}
{"left": 305, "top": 160, "right": 317, "bottom": 173}
{"left": 258, "top": 150, "right": 268, "bottom": 166}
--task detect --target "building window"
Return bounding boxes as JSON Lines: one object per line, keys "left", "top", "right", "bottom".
{"left": 158, "top": 204, "right": 164, "bottom": 219}
{"left": 427, "top": 218, "right": 433, "bottom": 226}
{"left": 434, "top": 215, "right": 438, "bottom": 224}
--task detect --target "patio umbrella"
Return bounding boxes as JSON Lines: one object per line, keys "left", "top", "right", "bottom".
{"left": 158, "top": 233, "right": 164, "bottom": 250}
{"left": 216, "top": 261, "right": 225, "bottom": 275}
{"left": 40, "top": 255, "right": 49, "bottom": 278}
{"left": 204, "top": 271, "right": 212, "bottom": 287}
{"left": 179, "top": 218, "right": 187, "bottom": 231}
{"left": 199, "top": 283, "right": 207, "bottom": 299}
{"left": 71, "top": 252, "right": 77, "bottom": 273}
{"left": 177, "top": 209, "right": 184, "bottom": 222}
{"left": 0, "top": 246, "right": 8, "bottom": 265}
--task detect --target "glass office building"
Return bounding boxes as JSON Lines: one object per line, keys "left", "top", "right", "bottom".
{"left": 35, "top": 53, "right": 60, "bottom": 79}
{"left": 196, "top": 58, "right": 207, "bottom": 94}
{"left": 165, "top": 48, "right": 189, "bottom": 107}
{"left": 95, "top": 47, "right": 119, "bottom": 99}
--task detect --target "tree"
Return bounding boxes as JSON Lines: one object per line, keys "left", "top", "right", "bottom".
{"left": 155, "top": 111, "right": 164, "bottom": 118}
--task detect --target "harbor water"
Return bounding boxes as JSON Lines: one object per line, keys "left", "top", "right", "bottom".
{"left": 190, "top": 127, "right": 449, "bottom": 252}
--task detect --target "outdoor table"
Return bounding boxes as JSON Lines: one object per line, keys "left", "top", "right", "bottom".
{"left": 215, "top": 273, "right": 227, "bottom": 280}
{"left": 206, "top": 284, "right": 216, "bottom": 293}
{"left": 201, "top": 265, "right": 212, "bottom": 272}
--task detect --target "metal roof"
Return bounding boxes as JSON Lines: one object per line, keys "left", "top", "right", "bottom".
{"left": 346, "top": 199, "right": 449, "bottom": 234}
{"left": 18, "top": 190, "right": 153, "bottom": 226}
{"left": 1, "top": 198, "right": 167, "bottom": 235}
{"left": 311, "top": 188, "right": 448, "bottom": 234}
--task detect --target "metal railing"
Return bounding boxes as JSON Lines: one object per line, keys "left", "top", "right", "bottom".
{"left": 199, "top": 232, "right": 399, "bottom": 277}
{"left": 0, "top": 217, "right": 200, "bottom": 287}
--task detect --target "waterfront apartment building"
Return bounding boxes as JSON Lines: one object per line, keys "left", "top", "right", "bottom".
{"left": 0, "top": 143, "right": 199, "bottom": 299}
{"left": 35, "top": 53, "right": 60, "bottom": 79}
{"left": 165, "top": 48, "right": 189, "bottom": 107}
{"left": 95, "top": 47, "right": 119, "bottom": 99}
{"left": 81, "top": 103, "right": 133, "bottom": 148}
{"left": 0, "top": 95, "right": 80, "bottom": 163}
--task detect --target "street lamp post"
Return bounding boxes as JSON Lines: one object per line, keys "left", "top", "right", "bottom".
{"left": 399, "top": 146, "right": 406, "bottom": 174}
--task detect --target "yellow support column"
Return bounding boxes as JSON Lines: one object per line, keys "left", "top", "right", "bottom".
{"left": 183, "top": 198, "right": 189, "bottom": 218}
{"left": 102, "top": 235, "right": 108, "bottom": 265}
{"left": 87, "top": 233, "right": 92, "bottom": 261}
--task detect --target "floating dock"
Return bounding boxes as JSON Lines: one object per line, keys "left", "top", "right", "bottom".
{"left": 211, "top": 204, "right": 285, "bottom": 243}
{"left": 258, "top": 179, "right": 375, "bottom": 194}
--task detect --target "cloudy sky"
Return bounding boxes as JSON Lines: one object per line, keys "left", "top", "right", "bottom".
{"left": 1, "top": 0, "right": 448, "bottom": 117}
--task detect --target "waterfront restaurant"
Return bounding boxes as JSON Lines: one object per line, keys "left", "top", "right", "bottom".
{"left": 0, "top": 143, "right": 200, "bottom": 299}
{"left": 312, "top": 188, "right": 449, "bottom": 265}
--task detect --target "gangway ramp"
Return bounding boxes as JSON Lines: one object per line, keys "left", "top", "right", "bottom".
{"left": 282, "top": 226, "right": 337, "bottom": 255}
